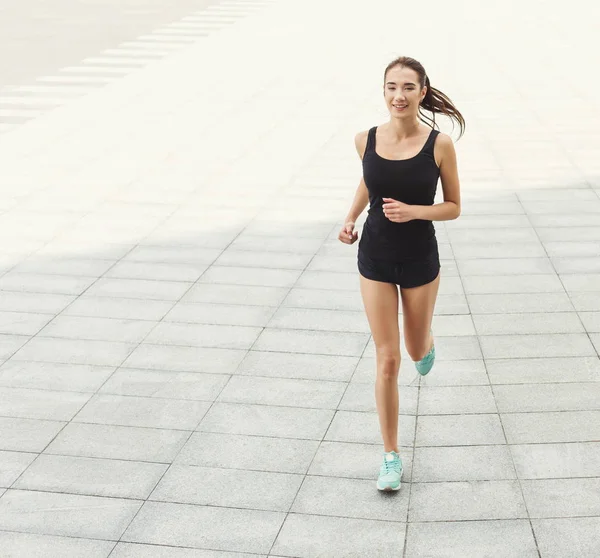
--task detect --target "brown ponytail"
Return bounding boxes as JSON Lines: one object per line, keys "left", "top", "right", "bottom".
{"left": 384, "top": 57, "right": 465, "bottom": 139}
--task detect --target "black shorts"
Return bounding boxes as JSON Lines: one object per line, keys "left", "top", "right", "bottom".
{"left": 357, "top": 249, "right": 440, "bottom": 289}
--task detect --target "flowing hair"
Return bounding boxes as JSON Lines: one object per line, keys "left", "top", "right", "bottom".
{"left": 384, "top": 56, "right": 465, "bottom": 138}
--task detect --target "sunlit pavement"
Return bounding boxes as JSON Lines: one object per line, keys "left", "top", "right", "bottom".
{"left": 0, "top": 0, "right": 599, "bottom": 556}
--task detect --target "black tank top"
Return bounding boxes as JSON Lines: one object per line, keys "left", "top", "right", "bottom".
{"left": 358, "top": 125, "right": 441, "bottom": 262}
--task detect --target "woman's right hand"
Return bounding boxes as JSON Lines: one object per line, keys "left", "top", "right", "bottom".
{"left": 338, "top": 221, "right": 358, "bottom": 244}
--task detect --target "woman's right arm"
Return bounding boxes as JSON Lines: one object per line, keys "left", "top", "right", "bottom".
{"left": 344, "top": 177, "right": 369, "bottom": 225}
{"left": 339, "top": 131, "right": 369, "bottom": 245}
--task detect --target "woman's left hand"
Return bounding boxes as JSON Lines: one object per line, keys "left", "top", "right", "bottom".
{"left": 382, "top": 198, "right": 418, "bottom": 223}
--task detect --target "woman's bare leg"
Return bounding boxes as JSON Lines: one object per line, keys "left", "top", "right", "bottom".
{"left": 359, "top": 275, "right": 401, "bottom": 452}
{"left": 400, "top": 273, "right": 440, "bottom": 362}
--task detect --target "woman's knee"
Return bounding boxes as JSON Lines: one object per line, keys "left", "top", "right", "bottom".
{"left": 406, "top": 337, "right": 431, "bottom": 362}
{"left": 375, "top": 347, "right": 401, "bottom": 379}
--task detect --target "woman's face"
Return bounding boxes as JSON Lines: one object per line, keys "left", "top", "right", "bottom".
{"left": 384, "top": 66, "right": 426, "bottom": 120}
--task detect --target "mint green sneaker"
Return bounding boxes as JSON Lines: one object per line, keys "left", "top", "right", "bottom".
{"left": 377, "top": 451, "right": 403, "bottom": 491}
{"left": 415, "top": 331, "right": 435, "bottom": 376}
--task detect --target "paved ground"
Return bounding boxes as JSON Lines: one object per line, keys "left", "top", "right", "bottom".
{"left": 0, "top": 0, "right": 224, "bottom": 88}
{"left": 0, "top": 0, "right": 599, "bottom": 556}
{"left": 0, "top": 0, "right": 248, "bottom": 129}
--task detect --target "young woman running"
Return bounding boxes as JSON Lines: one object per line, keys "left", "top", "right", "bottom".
{"left": 338, "top": 56, "right": 465, "bottom": 491}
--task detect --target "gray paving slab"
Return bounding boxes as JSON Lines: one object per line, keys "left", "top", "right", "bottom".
{"left": 281, "top": 287, "right": 364, "bottom": 311}
{"left": 0, "top": 292, "right": 75, "bottom": 314}
{"left": 511, "top": 442, "right": 600, "bottom": 479}
{"left": 521, "top": 478, "right": 600, "bottom": 518}
{"left": 502, "top": 411, "right": 600, "bottom": 444}
{"left": 592, "top": 333, "right": 600, "bottom": 354}
{"left": 408, "top": 480, "right": 527, "bottom": 522}
{"left": 38, "top": 315, "right": 157, "bottom": 343}
{"left": 267, "top": 306, "right": 370, "bottom": 333}
{"left": 404, "top": 520, "right": 538, "bottom": 558}
{"left": 175, "top": 431, "right": 319, "bottom": 474}
{"left": 14, "top": 257, "right": 115, "bottom": 277}
{"left": 417, "top": 386, "right": 497, "bottom": 415}
{"left": 111, "top": 544, "right": 263, "bottom": 557}
{"left": 11, "top": 337, "right": 136, "bottom": 366}
{"left": 105, "top": 261, "right": 208, "bottom": 282}
{"left": 164, "top": 301, "right": 276, "bottom": 326}
{"left": 144, "top": 322, "right": 262, "bottom": 350}
{"left": 0, "top": 361, "right": 114, "bottom": 391}
{"left": 0, "top": 386, "right": 91, "bottom": 420}
{"left": 532, "top": 518, "right": 600, "bottom": 558}
{"left": 467, "top": 292, "right": 574, "bottom": 314}
{"left": 0, "top": 531, "right": 114, "bottom": 558}
{"left": 415, "top": 413, "right": 506, "bottom": 446}
{"left": 294, "top": 270, "right": 360, "bottom": 291}
{"left": 12, "top": 453, "right": 168, "bottom": 498}
{"left": 457, "top": 257, "right": 556, "bottom": 276}
{"left": 44, "top": 422, "right": 190, "bottom": 462}
{"left": 122, "top": 501, "right": 284, "bottom": 554}
{"left": 254, "top": 327, "right": 369, "bottom": 356}
{"left": 199, "top": 402, "right": 334, "bottom": 440}
{"left": 0, "top": 272, "right": 96, "bottom": 295}
{"left": 62, "top": 296, "right": 173, "bottom": 321}
{"left": 150, "top": 464, "right": 302, "bottom": 511}
{"left": 271, "top": 513, "right": 405, "bottom": 558}
{"left": 0, "top": 489, "right": 141, "bottom": 539}
{"left": 461, "top": 274, "right": 565, "bottom": 294}
{"left": 553, "top": 257, "right": 600, "bottom": 274}
{"left": 570, "top": 292, "right": 600, "bottom": 311}
{"left": 480, "top": 333, "right": 596, "bottom": 359}
{"left": 291, "top": 474, "right": 409, "bottom": 521}
{"left": 198, "top": 265, "right": 301, "bottom": 288}
{"left": 0, "top": 450, "right": 37, "bottom": 487}
{"left": 218, "top": 375, "right": 346, "bottom": 409}
{"left": 99, "top": 368, "right": 228, "bottom": 400}
{"left": 182, "top": 283, "right": 290, "bottom": 306}
{"left": 486, "top": 356, "right": 600, "bottom": 384}
{"left": 236, "top": 350, "right": 357, "bottom": 381}
{"left": 561, "top": 273, "right": 600, "bottom": 292}
{"left": 473, "top": 312, "right": 584, "bottom": 335}
{"left": 412, "top": 445, "right": 517, "bottom": 482}
{"left": 83, "top": 277, "right": 192, "bottom": 301}
{"left": 73, "top": 393, "right": 211, "bottom": 429}
{"left": 0, "top": 334, "right": 30, "bottom": 363}
{"left": 122, "top": 344, "right": 246, "bottom": 373}
{"left": 0, "top": 311, "right": 52, "bottom": 335}
{"left": 493, "top": 383, "right": 600, "bottom": 412}
{"left": 580, "top": 311, "right": 600, "bottom": 332}
{"left": 452, "top": 241, "right": 546, "bottom": 259}
{"left": 0, "top": 417, "right": 66, "bottom": 452}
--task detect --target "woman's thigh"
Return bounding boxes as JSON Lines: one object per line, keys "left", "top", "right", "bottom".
{"left": 400, "top": 272, "right": 440, "bottom": 360}
{"left": 359, "top": 274, "right": 400, "bottom": 354}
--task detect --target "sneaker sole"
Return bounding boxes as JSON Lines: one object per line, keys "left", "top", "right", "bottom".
{"left": 376, "top": 471, "right": 403, "bottom": 491}
{"left": 376, "top": 482, "right": 401, "bottom": 491}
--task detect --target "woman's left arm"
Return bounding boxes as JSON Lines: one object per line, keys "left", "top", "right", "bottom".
{"left": 414, "top": 133, "right": 461, "bottom": 221}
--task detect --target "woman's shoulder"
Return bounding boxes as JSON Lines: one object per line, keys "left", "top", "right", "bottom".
{"left": 432, "top": 131, "right": 454, "bottom": 150}
{"left": 354, "top": 129, "right": 371, "bottom": 159}
{"left": 432, "top": 131, "right": 456, "bottom": 167}
{"left": 433, "top": 129, "right": 452, "bottom": 142}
